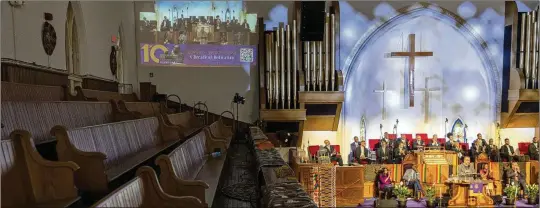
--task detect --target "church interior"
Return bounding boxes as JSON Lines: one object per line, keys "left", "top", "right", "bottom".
{"left": 1, "top": 0, "right": 539, "bottom": 207}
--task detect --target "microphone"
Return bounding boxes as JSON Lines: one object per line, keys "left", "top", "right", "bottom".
{"left": 445, "top": 118, "right": 448, "bottom": 123}
{"left": 496, "top": 123, "right": 500, "bottom": 128}
{"left": 380, "top": 124, "right": 383, "bottom": 129}
{"left": 396, "top": 119, "right": 399, "bottom": 124}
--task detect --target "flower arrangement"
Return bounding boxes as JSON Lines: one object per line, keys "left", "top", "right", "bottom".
{"left": 393, "top": 183, "right": 410, "bottom": 201}
{"left": 525, "top": 184, "right": 539, "bottom": 202}
{"left": 425, "top": 185, "right": 437, "bottom": 202}
{"left": 504, "top": 183, "right": 520, "bottom": 200}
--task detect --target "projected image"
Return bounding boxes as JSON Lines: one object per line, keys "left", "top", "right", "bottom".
{"left": 138, "top": 1, "right": 258, "bottom": 67}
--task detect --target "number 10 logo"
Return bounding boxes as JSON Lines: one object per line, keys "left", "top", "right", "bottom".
{"left": 141, "top": 44, "right": 168, "bottom": 64}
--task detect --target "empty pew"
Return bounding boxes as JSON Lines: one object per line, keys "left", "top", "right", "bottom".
{"left": 51, "top": 117, "right": 183, "bottom": 195}
{"left": 1, "top": 130, "right": 80, "bottom": 207}
{"left": 155, "top": 129, "right": 230, "bottom": 207}
{"left": 110, "top": 100, "right": 162, "bottom": 122}
{"left": 1, "top": 101, "right": 112, "bottom": 144}
{"left": 207, "top": 119, "right": 233, "bottom": 142}
{"left": 1, "top": 81, "right": 69, "bottom": 101}
{"left": 92, "top": 166, "right": 204, "bottom": 208}
{"left": 81, "top": 88, "right": 139, "bottom": 102}
{"left": 163, "top": 111, "right": 205, "bottom": 136}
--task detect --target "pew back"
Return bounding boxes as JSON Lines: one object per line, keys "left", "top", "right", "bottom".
{"left": 2, "top": 81, "right": 65, "bottom": 101}
{"left": 123, "top": 102, "right": 161, "bottom": 118}
{"left": 168, "top": 132, "right": 207, "bottom": 180}
{"left": 82, "top": 89, "right": 138, "bottom": 102}
{"left": 1, "top": 101, "right": 112, "bottom": 144}
{"left": 168, "top": 111, "right": 203, "bottom": 129}
{"left": 65, "top": 117, "right": 161, "bottom": 170}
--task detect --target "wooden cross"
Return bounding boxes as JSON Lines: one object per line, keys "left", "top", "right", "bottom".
{"left": 390, "top": 34, "right": 433, "bottom": 107}
{"left": 373, "top": 81, "right": 395, "bottom": 120}
{"left": 414, "top": 77, "right": 441, "bottom": 124}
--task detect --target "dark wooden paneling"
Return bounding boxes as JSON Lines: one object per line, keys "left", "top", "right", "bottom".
{"left": 139, "top": 82, "right": 157, "bottom": 102}
{"left": 82, "top": 76, "right": 118, "bottom": 92}
{"left": 1, "top": 58, "right": 68, "bottom": 86}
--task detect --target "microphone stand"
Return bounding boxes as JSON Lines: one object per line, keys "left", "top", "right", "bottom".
{"left": 445, "top": 118, "right": 448, "bottom": 135}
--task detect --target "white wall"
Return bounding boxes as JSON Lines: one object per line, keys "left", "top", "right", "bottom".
{"left": 1, "top": 1, "right": 139, "bottom": 93}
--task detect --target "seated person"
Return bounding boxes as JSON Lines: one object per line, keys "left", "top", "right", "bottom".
{"left": 487, "top": 138, "right": 500, "bottom": 161}
{"left": 318, "top": 139, "right": 343, "bottom": 166}
{"left": 355, "top": 140, "right": 370, "bottom": 164}
{"left": 445, "top": 133, "right": 456, "bottom": 150}
{"left": 377, "top": 140, "right": 392, "bottom": 164}
{"left": 411, "top": 135, "right": 425, "bottom": 151}
{"left": 393, "top": 142, "right": 407, "bottom": 164}
{"left": 453, "top": 141, "right": 464, "bottom": 160}
{"left": 479, "top": 163, "right": 494, "bottom": 196}
{"left": 471, "top": 139, "right": 487, "bottom": 162}
{"left": 403, "top": 165, "right": 423, "bottom": 201}
{"left": 350, "top": 136, "right": 360, "bottom": 163}
{"left": 528, "top": 137, "right": 539, "bottom": 160}
{"left": 500, "top": 138, "right": 518, "bottom": 162}
{"left": 506, "top": 162, "right": 526, "bottom": 198}
{"left": 428, "top": 134, "right": 441, "bottom": 148}
{"left": 457, "top": 156, "right": 476, "bottom": 180}
{"left": 378, "top": 167, "right": 394, "bottom": 199}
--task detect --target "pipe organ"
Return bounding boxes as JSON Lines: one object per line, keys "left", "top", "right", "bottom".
{"left": 261, "top": 4, "right": 340, "bottom": 110}
{"left": 518, "top": 7, "right": 540, "bottom": 89}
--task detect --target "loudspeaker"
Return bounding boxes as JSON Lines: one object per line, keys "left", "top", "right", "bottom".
{"left": 300, "top": 1, "right": 326, "bottom": 41}
{"left": 374, "top": 199, "right": 397, "bottom": 208}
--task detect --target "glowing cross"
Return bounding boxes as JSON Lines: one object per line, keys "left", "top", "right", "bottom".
{"left": 390, "top": 34, "right": 433, "bottom": 107}
{"left": 373, "top": 81, "right": 396, "bottom": 120}
{"left": 414, "top": 77, "right": 441, "bottom": 124}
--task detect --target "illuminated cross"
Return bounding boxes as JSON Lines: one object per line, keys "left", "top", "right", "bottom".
{"left": 373, "top": 81, "right": 395, "bottom": 120}
{"left": 390, "top": 34, "right": 433, "bottom": 107}
{"left": 414, "top": 77, "right": 441, "bottom": 124}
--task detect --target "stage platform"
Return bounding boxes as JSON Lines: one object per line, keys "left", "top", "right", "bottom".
{"left": 358, "top": 198, "right": 536, "bottom": 208}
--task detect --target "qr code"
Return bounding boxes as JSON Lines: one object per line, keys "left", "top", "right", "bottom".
{"left": 240, "top": 48, "right": 254, "bottom": 63}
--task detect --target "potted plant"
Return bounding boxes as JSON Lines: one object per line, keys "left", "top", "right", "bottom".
{"left": 504, "top": 183, "right": 520, "bottom": 205}
{"left": 425, "top": 185, "right": 437, "bottom": 208}
{"left": 393, "top": 183, "right": 410, "bottom": 208}
{"left": 525, "top": 184, "right": 539, "bottom": 205}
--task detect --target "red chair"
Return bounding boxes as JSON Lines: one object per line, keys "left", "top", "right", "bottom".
{"left": 388, "top": 134, "right": 397, "bottom": 139}
{"left": 416, "top": 133, "right": 428, "bottom": 140}
{"left": 308, "top": 145, "right": 341, "bottom": 156}
{"left": 459, "top": 143, "right": 469, "bottom": 152}
{"left": 369, "top": 139, "right": 380, "bottom": 151}
{"left": 438, "top": 138, "right": 446, "bottom": 144}
{"left": 518, "top": 143, "right": 531, "bottom": 155}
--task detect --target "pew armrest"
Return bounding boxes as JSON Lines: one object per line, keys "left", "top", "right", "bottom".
{"left": 156, "top": 155, "right": 209, "bottom": 203}
{"left": 158, "top": 115, "right": 185, "bottom": 142}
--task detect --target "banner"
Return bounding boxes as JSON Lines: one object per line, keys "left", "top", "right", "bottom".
{"left": 140, "top": 43, "right": 257, "bottom": 66}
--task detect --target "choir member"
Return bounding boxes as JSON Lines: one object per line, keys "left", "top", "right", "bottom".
{"left": 320, "top": 140, "right": 343, "bottom": 166}
{"left": 470, "top": 139, "right": 486, "bottom": 162}
{"left": 528, "top": 137, "right": 538, "bottom": 160}
{"left": 500, "top": 138, "right": 518, "bottom": 162}
{"left": 355, "top": 140, "right": 370, "bottom": 164}
{"left": 402, "top": 165, "right": 423, "bottom": 201}
{"left": 411, "top": 135, "right": 425, "bottom": 150}
{"left": 457, "top": 156, "right": 476, "bottom": 180}
{"left": 378, "top": 167, "right": 394, "bottom": 199}
{"left": 350, "top": 136, "right": 360, "bottom": 162}
{"left": 506, "top": 162, "right": 526, "bottom": 198}
{"left": 376, "top": 132, "right": 391, "bottom": 149}
{"left": 487, "top": 138, "right": 500, "bottom": 161}
{"left": 453, "top": 141, "right": 464, "bottom": 159}
{"left": 479, "top": 164, "right": 494, "bottom": 196}
{"left": 476, "top": 133, "right": 487, "bottom": 147}
{"left": 445, "top": 133, "right": 455, "bottom": 150}
{"left": 377, "top": 140, "right": 392, "bottom": 164}
{"left": 160, "top": 16, "right": 171, "bottom": 31}
{"left": 393, "top": 142, "right": 407, "bottom": 164}
{"left": 428, "top": 134, "right": 441, "bottom": 148}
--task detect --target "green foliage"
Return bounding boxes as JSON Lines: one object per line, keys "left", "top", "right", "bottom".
{"left": 425, "top": 185, "right": 437, "bottom": 202}
{"left": 393, "top": 184, "right": 410, "bottom": 201}
{"left": 504, "top": 184, "right": 520, "bottom": 200}
{"left": 525, "top": 184, "right": 539, "bottom": 200}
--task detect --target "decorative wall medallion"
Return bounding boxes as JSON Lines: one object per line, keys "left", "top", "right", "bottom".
{"left": 8, "top": 1, "right": 25, "bottom": 7}
{"left": 110, "top": 46, "right": 118, "bottom": 78}
{"left": 41, "top": 22, "right": 57, "bottom": 56}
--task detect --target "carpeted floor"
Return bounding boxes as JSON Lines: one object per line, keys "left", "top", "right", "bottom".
{"left": 359, "top": 198, "right": 537, "bottom": 208}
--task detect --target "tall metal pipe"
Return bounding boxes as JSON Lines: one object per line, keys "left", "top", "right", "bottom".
{"left": 269, "top": 32, "right": 275, "bottom": 109}
{"left": 525, "top": 12, "right": 532, "bottom": 89}
{"left": 331, "top": 13, "right": 336, "bottom": 91}
{"left": 292, "top": 20, "right": 297, "bottom": 108}
{"left": 286, "top": 24, "right": 291, "bottom": 109}
{"left": 532, "top": 11, "right": 538, "bottom": 89}
{"left": 306, "top": 41, "right": 311, "bottom": 91}
{"left": 520, "top": 13, "right": 527, "bottom": 70}
{"left": 317, "top": 41, "right": 323, "bottom": 91}
{"left": 265, "top": 33, "right": 272, "bottom": 108}
{"left": 273, "top": 29, "right": 279, "bottom": 109}
{"left": 280, "top": 25, "right": 285, "bottom": 109}
{"left": 311, "top": 41, "right": 316, "bottom": 91}
{"left": 324, "top": 13, "right": 330, "bottom": 91}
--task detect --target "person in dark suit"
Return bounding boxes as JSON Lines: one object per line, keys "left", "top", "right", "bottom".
{"left": 486, "top": 138, "right": 500, "bottom": 161}
{"left": 376, "top": 132, "right": 391, "bottom": 149}
{"left": 355, "top": 140, "right": 370, "bottom": 164}
{"left": 506, "top": 162, "right": 526, "bottom": 198}
{"left": 528, "top": 137, "right": 539, "bottom": 160}
{"left": 377, "top": 140, "right": 392, "bottom": 164}
{"left": 500, "top": 138, "right": 518, "bottom": 162}
{"left": 393, "top": 142, "right": 407, "bottom": 164}
{"left": 470, "top": 139, "right": 486, "bottom": 162}
{"left": 319, "top": 140, "right": 343, "bottom": 166}
{"left": 428, "top": 134, "right": 441, "bottom": 148}
{"left": 160, "top": 16, "right": 171, "bottom": 31}
{"left": 350, "top": 136, "right": 360, "bottom": 162}
{"left": 445, "top": 133, "right": 455, "bottom": 150}
{"left": 476, "top": 133, "right": 487, "bottom": 147}
{"left": 411, "top": 135, "right": 425, "bottom": 151}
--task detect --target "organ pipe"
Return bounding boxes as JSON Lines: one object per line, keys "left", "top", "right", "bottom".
{"left": 286, "top": 24, "right": 291, "bottom": 109}
{"left": 331, "top": 13, "right": 336, "bottom": 91}
{"left": 318, "top": 41, "right": 323, "bottom": 91}
{"left": 265, "top": 33, "right": 272, "bottom": 108}
{"left": 311, "top": 41, "right": 316, "bottom": 91}
{"left": 517, "top": 10, "right": 539, "bottom": 89}
{"left": 525, "top": 13, "right": 532, "bottom": 89}
{"left": 531, "top": 11, "right": 538, "bottom": 89}
{"left": 306, "top": 42, "right": 311, "bottom": 91}
{"left": 280, "top": 25, "right": 285, "bottom": 109}
{"left": 273, "top": 29, "right": 279, "bottom": 108}
{"left": 293, "top": 20, "right": 297, "bottom": 108}
{"left": 324, "top": 13, "right": 330, "bottom": 91}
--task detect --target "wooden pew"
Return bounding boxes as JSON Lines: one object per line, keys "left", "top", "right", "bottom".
{"left": 81, "top": 88, "right": 139, "bottom": 102}
{"left": 109, "top": 100, "right": 141, "bottom": 122}
{"left": 92, "top": 166, "right": 204, "bottom": 208}
{"left": 207, "top": 119, "right": 233, "bottom": 141}
{"left": 1, "top": 101, "right": 112, "bottom": 144}
{"left": 163, "top": 111, "right": 205, "bottom": 136}
{"left": 155, "top": 130, "right": 230, "bottom": 207}
{"left": 1, "top": 130, "right": 80, "bottom": 207}
{"left": 1, "top": 81, "right": 68, "bottom": 101}
{"left": 110, "top": 100, "right": 162, "bottom": 122}
{"left": 51, "top": 117, "right": 183, "bottom": 194}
